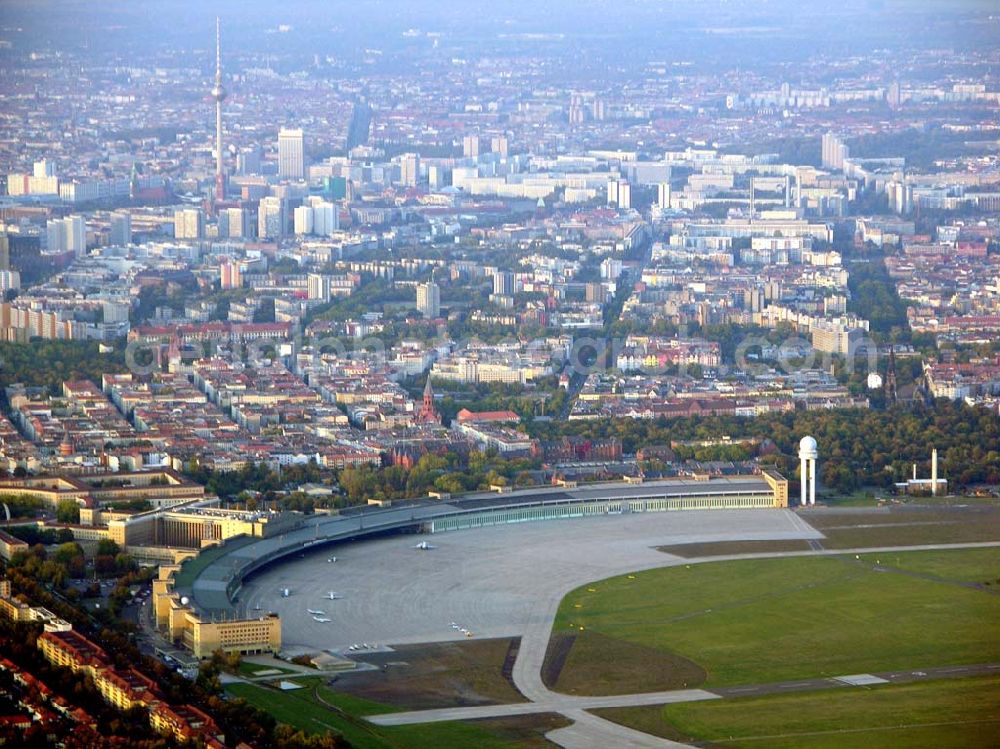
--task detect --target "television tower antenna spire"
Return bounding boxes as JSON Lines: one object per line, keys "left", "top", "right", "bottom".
{"left": 211, "top": 17, "right": 227, "bottom": 205}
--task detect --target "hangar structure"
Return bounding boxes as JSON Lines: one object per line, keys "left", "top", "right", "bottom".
{"left": 154, "top": 472, "right": 787, "bottom": 657}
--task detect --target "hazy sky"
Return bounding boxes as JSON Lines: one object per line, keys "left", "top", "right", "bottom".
{"left": 1, "top": 0, "right": 996, "bottom": 67}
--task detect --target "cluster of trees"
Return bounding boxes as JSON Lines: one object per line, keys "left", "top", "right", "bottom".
{"left": 339, "top": 450, "right": 540, "bottom": 502}
{"left": 4, "top": 524, "right": 75, "bottom": 545}
{"left": 848, "top": 125, "right": 1000, "bottom": 172}
{"left": 185, "top": 460, "right": 325, "bottom": 501}
{"left": 7, "top": 542, "right": 86, "bottom": 587}
{"left": 0, "top": 492, "right": 46, "bottom": 519}
{"left": 0, "top": 340, "right": 128, "bottom": 395}
{"left": 847, "top": 259, "right": 910, "bottom": 337}
{"left": 529, "top": 400, "right": 999, "bottom": 494}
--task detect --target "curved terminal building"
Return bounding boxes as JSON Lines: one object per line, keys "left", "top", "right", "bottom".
{"left": 152, "top": 472, "right": 788, "bottom": 657}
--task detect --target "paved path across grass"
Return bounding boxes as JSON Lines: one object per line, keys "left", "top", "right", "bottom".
{"left": 362, "top": 540, "right": 1000, "bottom": 748}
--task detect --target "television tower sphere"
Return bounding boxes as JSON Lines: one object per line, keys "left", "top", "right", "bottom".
{"left": 867, "top": 372, "right": 883, "bottom": 390}
{"left": 798, "top": 435, "right": 818, "bottom": 459}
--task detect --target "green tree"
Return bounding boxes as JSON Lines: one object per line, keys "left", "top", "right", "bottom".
{"left": 55, "top": 498, "right": 81, "bottom": 524}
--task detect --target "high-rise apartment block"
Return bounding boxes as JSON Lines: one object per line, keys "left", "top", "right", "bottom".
{"left": 257, "top": 197, "right": 286, "bottom": 239}
{"left": 109, "top": 212, "right": 131, "bottom": 246}
{"left": 173, "top": 209, "right": 204, "bottom": 240}
{"left": 462, "top": 135, "right": 482, "bottom": 159}
{"left": 416, "top": 281, "right": 441, "bottom": 318}
{"left": 46, "top": 216, "right": 86, "bottom": 255}
{"left": 278, "top": 128, "right": 305, "bottom": 179}
{"left": 821, "top": 133, "right": 850, "bottom": 171}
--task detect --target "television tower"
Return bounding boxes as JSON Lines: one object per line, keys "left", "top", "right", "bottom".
{"left": 211, "top": 17, "right": 226, "bottom": 204}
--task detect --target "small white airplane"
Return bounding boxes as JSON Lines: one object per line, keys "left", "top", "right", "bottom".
{"left": 327, "top": 557, "right": 337, "bottom": 563}
{"left": 414, "top": 541, "right": 435, "bottom": 550}
{"left": 327, "top": 591, "right": 342, "bottom": 600}
{"left": 313, "top": 616, "right": 332, "bottom": 623}
{"left": 307, "top": 609, "right": 326, "bottom": 616}
{"left": 280, "top": 588, "right": 291, "bottom": 597}
{"left": 348, "top": 645, "right": 357, "bottom": 651}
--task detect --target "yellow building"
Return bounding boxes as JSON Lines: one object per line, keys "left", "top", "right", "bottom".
{"left": 761, "top": 469, "right": 790, "bottom": 507}
{"left": 183, "top": 612, "right": 282, "bottom": 659}
{"left": 0, "top": 530, "right": 28, "bottom": 561}
{"left": 153, "top": 564, "right": 282, "bottom": 658}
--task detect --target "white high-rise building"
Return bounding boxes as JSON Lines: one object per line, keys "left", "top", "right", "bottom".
{"left": 258, "top": 197, "right": 286, "bottom": 239}
{"left": 109, "top": 211, "right": 131, "bottom": 246}
{"left": 657, "top": 182, "right": 671, "bottom": 210}
{"left": 173, "top": 209, "right": 204, "bottom": 240}
{"left": 492, "top": 271, "right": 514, "bottom": 296}
{"left": 293, "top": 205, "right": 314, "bottom": 235}
{"left": 416, "top": 281, "right": 441, "bottom": 318}
{"left": 33, "top": 159, "right": 56, "bottom": 179}
{"left": 821, "top": 133, "right": 849, "bottom": 171}
{"left": 311, "top": 201, "right": 339, "bottom": 235}
{"left": 46, "top": 216, "right": 86, "bottom": 255}
{"left": 220, "top": 207, "right": 247, "bottom": 238}
{"left": 463, "top": 135, "right": 482, "bottom": 159}
{"left": 428, "top": 165, "right": 445, "bottom": 190}
{"left": 307, "top": 273, "right": 331, "bottom": 303}
{"left": 608, "top": 179, "right": 631, "bottom": 210}
{"left": 400, "top": 153, "right": 420, "bottom": 187}
{"left": 278, "top": 128, "right": 305, "bottom": 179}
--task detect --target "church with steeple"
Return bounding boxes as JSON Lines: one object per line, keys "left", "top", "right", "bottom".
{"left": 417, "top": 378, "right": 440, "bottom": 424}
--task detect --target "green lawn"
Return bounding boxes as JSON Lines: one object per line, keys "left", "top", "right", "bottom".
{"left": 595, "top": 675, "right": 1000, "bottom": 749}
{"left": 235, "top": 660, "right": 298, "bottom": 677}
{"left": 225, "top": 677, "right": 564, "bottom": 748}
{"left": 550, "top": 550, "right": 1000, "bottom": 690}
{"left": 857, "top": 547, "right": 1000, "bottom": 585}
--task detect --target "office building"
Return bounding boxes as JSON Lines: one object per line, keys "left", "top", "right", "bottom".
{"left": 46, "top": 216, "right": 86, "bottom": 255}
{"left": 491, "top": 136, "right": 509, "bottom": 157}
{"left": 173, "top": 209, "right": 204, "bottom": 240}
{"left": 657, "top": 182, "right": 671, "bottom": 210}
{"left": 109, "top": 212, "right": 131, "bottom": 246}
{"left": 293, "top": 205, "right": 314, "bottom": 235}
{"left": 278, "top": 128, "right": 305, "bottom": 179}
{"left": 608, "top": 179, "right": 631, "bottom": 210}
{"left": 34, "top": 159, "right": 56, "bottom": 178}
{"left": 219, "top": 207, "right": 247, "bottom": 238}
{"left": 416, "top": 281, "right": 441, "bottom": 318}
{"left": 311, "top": 201, "right": 338, "bottom": 235}
{"left": 257, "top": 197, "right": 286, "bottom": 239}
{"left": 463, "top": 135, "right": 482, "bottom": 159}
{"left": 821, "top": 133, "right": 849, "bottom": 171}
{"left": 237, "top": 146, "right": 262, "bottom": 176}
{"left": 400, "top": 153, "right": 420, "bottom": 187}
